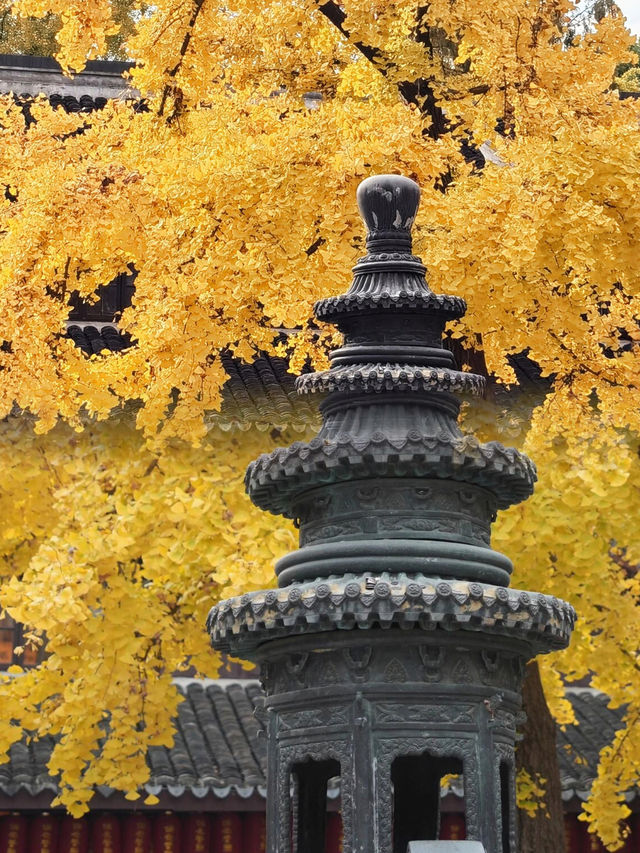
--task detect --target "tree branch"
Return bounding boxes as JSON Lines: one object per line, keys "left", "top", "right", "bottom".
{"left": 316, "top": 0, "right": 448, "bottom": 141}
{"left": 317, "top": 0, "right": 384, "bottom": 67}
{"left": 159, "top": 0, "right": 208, "bottom": 119}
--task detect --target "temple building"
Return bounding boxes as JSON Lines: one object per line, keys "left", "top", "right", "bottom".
{"left": 0, "top": 52, "right": 639, "bottom": 853}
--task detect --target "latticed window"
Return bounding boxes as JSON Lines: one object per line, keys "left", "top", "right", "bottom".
{"left": 68, "top": 271, "right": 135, "bottom": 323}
{"left": 0, "top": 614, "right": 44, "bottom": 669}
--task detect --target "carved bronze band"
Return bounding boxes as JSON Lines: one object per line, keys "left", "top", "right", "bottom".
{"left": 294, "top": 478, "right": 496, "bottom": 550}
{"left": 274, "top": 538, "right": 512, "bottom": 586}
{"left": 329, "top": 344, "right": 456, "bottom": 368}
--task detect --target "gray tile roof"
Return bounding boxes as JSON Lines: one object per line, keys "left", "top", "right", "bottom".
{"left": 66, "top": 324, "right": 131, "bottom": 355}
{"left": 143, "top": 680, "right": 267, "bottom": 800}
{"left": 0, "top": 680, "right": 267, "bottom": 802}
{"left": 0, "top": 52, "right": 135, "bottom": 101}
{"left": 63, "top": 322, "right": 318, "bottom": 430}
{"left": 558, "top": 688, "right": 629, "bottom": 803}
{"left": 217, "top": 349, "right": 318, "bottom": 431}
{"left": 0, "top": 682, "right": 628, "bottom": 806}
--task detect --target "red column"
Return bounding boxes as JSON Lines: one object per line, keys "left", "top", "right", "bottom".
{"left": 90, "top": 814, "right": 122, "bottom": 853}
{"left": 577, "top": 822, "right": 632, "bottom": 853}
{"left": 615, "top": 821, "right": 634, "bottom": 853}
{"left": 212, "top": 814, "right": 243, "bottom": 853}
{"left": 440, "top": 814, "right": 466, "bottom": 840}
{"left": 59, "top": 817, "right": 89, "bottom": 853}
{"left": 153, "top": 814, "right": 182, "bottom": 853}
{"left": 325, "top": 813, "right": 342, "bottom": 853}
{"left": 564, "top": 814, "right": 582, "bottom": 853}
{"left": 123, "top": 815, "right": 152, "bottom": 853}
{"left": 28, "top": 815, "right": 59, "bottom": 853}
{"left": 0, "top": 814, "right": 27, "bottom": 853}
{"left": 243, "top": 814, "right": 265, "bottom": 853}
{"left": 182, "top": 815, "right": 210, "bottom": 853}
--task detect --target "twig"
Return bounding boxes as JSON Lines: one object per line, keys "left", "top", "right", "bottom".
{"left": 158, "top": 0, "right": 208, "bottom": 118}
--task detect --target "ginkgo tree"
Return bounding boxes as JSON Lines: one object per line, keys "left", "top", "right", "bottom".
{"left": 1, "top": 0, "right": 640, "bottom": 849}
{"left": 0, "top": 0, "right": 142, "bottom": 57}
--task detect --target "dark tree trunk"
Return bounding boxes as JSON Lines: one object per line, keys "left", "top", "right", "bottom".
{"left": 517, "top": 661, "right": 567, "bottom": 853}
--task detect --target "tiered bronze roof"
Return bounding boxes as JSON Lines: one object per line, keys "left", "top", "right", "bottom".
{"left": 209, "top": 174, "right": 575, "bottom": 853}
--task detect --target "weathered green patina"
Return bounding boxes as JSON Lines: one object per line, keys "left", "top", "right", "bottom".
{"left": 208, "top": 175, "right": 575, "bottom": 853}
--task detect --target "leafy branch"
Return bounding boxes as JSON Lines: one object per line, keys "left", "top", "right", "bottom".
{"left": 316, "top": 0, "right": 448, "bottom": 139}
{"left": 158, "top": 0, "right": 208, "bottom": 120}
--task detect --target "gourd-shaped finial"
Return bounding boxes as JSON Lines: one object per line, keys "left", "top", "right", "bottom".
{"left": 356, "top": 174, "right": 420, "bottom": 252}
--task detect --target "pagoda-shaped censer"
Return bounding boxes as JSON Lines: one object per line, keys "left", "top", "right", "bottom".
{"left": 208, "top": 175, "right": 575, "bottom": 853}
